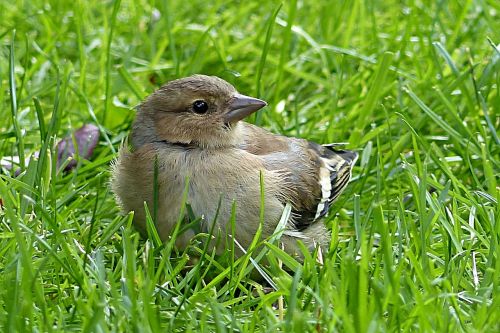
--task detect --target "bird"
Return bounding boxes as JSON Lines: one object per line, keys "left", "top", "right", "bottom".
{"left": 111, "top": 74, "right": 357, "bottom": 258}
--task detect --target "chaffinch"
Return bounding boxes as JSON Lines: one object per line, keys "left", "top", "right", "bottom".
{"left": 111, "top": 75, "right": 357, "bottom": 258}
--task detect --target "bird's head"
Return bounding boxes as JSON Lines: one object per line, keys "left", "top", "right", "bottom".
{"left": 132, "top": 75, "right": 267, "bottom": 148}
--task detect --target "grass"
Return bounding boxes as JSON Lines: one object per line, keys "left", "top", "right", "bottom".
{"left": 0, "top": 0, "right": 499, "bottom": 331}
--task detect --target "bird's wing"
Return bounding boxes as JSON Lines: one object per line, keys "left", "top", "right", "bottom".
{"left": 306, "top": 144, "right": 358, "bottom": 223}
{"left": 239, "top": 123, "right": 357, "bottom": 229}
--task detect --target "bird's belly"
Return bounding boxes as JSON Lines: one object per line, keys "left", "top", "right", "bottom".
{"left": 188, "top": 174, "right": 261, "bottom": 232}
{"left": 154, "top": 148, "right": 286, "bottom": 250}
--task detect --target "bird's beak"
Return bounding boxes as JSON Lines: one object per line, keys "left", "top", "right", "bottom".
{"left": 224, "top": 93, "right": 267, "bottom": 123}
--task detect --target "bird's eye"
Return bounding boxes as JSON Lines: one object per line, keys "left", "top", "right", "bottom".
{"left": 192, "top": 100, "right": 209, "bottom": 114}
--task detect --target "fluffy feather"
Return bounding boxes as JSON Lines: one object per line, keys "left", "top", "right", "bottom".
{"left": 111, "top": 74, "right": 358, "bottom": 258}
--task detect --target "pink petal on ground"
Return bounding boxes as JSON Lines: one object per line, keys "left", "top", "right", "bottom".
{"left": 57, "top": 124, "right": 100, "bottom": 171}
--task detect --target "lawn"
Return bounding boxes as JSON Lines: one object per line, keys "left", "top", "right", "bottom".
{"left": 0, "top": 0, "right": 499, "bottom": 331}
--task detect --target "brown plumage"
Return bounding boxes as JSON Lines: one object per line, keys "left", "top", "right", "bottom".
{"left": 111, "top": 75, "right": 357, "bottom": 258}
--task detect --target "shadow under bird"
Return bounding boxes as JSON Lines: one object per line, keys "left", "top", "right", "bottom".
{"left": 111, "top": 75, "right": 357, "bottom": 258}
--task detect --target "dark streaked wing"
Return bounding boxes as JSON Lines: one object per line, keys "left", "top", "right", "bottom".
{"left": 239, "top": 123, "right": 357, "bottom": 230}
{"left": 292, "top": 144, "right": 357, "bottom": 230}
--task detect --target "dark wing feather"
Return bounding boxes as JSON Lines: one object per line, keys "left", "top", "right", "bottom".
{"left": 292, "top": 144, "right": 358, "bottom": 230}
{"left": 238, "top": 123, "right": 357, "bottom": 230}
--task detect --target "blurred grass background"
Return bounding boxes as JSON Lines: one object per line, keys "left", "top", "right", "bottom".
{"left": 0, "top": 0, "right": 499, "bottom": 331}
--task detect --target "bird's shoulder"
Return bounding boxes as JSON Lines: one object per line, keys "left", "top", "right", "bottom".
{"left": 237, "top": 122, "right": 299, "bottom": 155}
